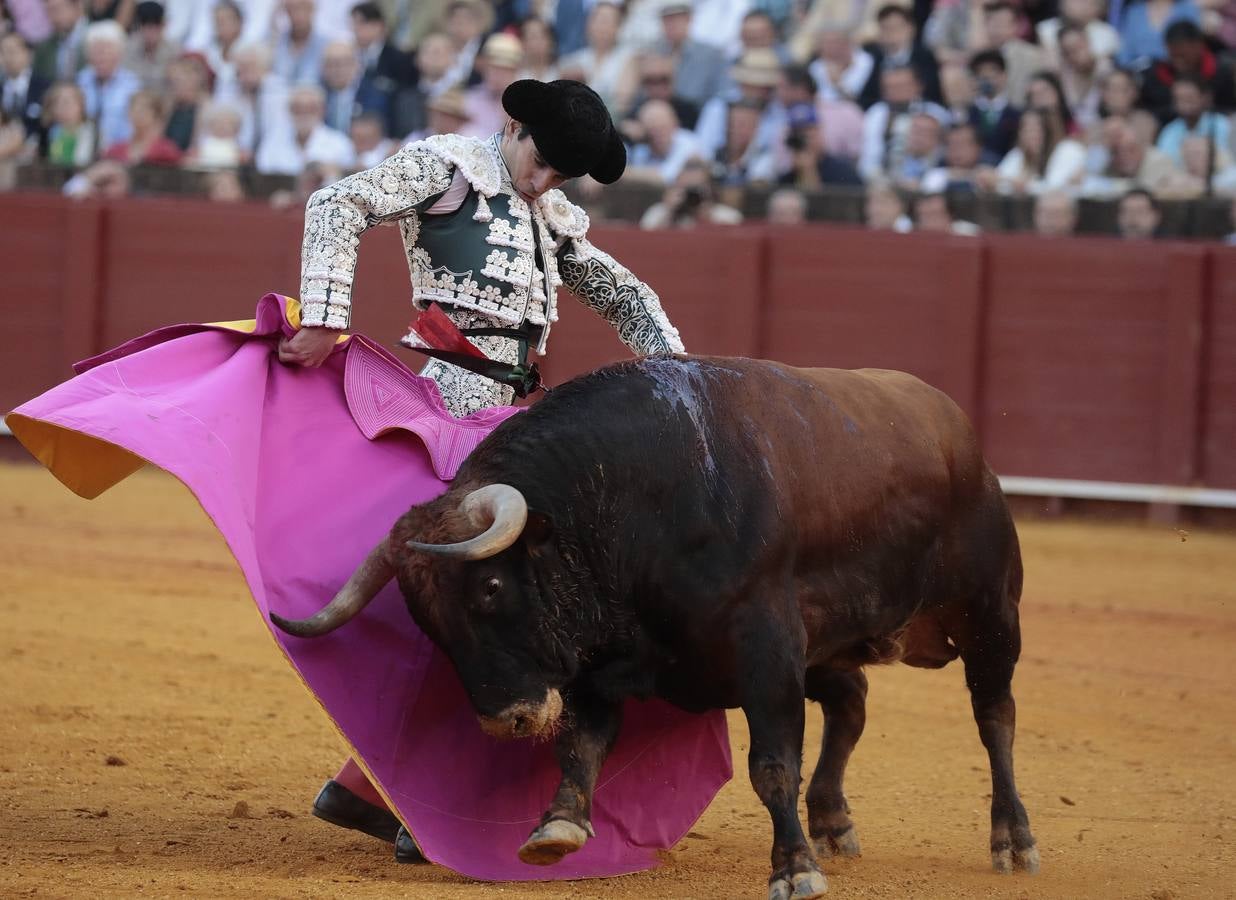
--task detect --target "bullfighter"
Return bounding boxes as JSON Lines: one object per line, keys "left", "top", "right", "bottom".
{"left": 6, "top": 78, "right": 731, "bottom": 880}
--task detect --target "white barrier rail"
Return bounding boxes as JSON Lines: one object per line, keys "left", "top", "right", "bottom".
{"left": 999, "top": 476, "right": 1236, "bottom": 509}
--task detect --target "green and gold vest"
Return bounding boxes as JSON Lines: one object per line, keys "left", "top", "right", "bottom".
{"left": 396, "top": 134, "right": 590, "bottom": 355}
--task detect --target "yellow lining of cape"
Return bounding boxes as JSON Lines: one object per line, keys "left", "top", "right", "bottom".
{"left": 6, "top": 299, "right": 351, "bottom": 502}
{"left": 207, "top": 297, "right": 348, "bottom": 344}
{"left": 6, "top": 416, "right": 147, "bottom": 500}
{"left": 4, "top": 295, "right": 409, "bottom": 841}
{"left": 3, "top": 414, "right": 415, "bottom": 844}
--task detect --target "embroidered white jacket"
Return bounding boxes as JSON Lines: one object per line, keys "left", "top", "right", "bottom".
{"left": 298, "top": 133, "right": 684, "bottom": 416}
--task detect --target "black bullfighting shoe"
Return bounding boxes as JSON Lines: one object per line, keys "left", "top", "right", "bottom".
{"left": 310, "top": 780, "right": 401, "bottom": 844}
{"left": 394, "top": 825, "right": 428, "bottom": 864}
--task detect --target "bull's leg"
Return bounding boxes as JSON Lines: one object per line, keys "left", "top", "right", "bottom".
{"left": 803, "top": 667, "right": 867, "bottom": 860}
{"left": 517, "top": 694, "right": 622, "bottom": 866}
{"left": 742, "top": 649, "right": 827, "bottom": 900}
{"left": 954, "top": 606, "right": 1039, "bottom": 874}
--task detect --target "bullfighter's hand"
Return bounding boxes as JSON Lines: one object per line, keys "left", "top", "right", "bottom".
{"left": 278, "top": 325, "right": 340, "bottom": 368}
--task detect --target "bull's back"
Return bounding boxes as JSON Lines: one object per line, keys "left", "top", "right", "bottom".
{"left": 682, "top": 357, "right": 984, "bottom": 503}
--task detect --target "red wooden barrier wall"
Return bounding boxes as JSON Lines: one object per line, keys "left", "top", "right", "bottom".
{"left": 1205, "top": 253, "right": 1236, "bottom": 490}
{"left": 762, "top": 226, "right": 985, "bottom": 423}
{"left": 100, "top": 198, "right": 302, "bottom": 348}
{"left": 2, "top": 193, "right": 1232, "bottom": 490}
{"left": 2, "top": 195, "right": 102, "bottom": 415}
{"left": 981, "top": 236, "right": 1208, "bottom": 484}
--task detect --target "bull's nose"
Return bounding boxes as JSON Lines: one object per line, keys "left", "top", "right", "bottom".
{"left": 478, "top": 689, "right": 563, "bottom": 739}
{"left": 478, "top": 708, "right": 539, "bottom": 740}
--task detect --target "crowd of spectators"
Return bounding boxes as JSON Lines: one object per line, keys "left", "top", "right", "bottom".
{"left": 3, "top": 0, "right": 1236, "bottom": 239}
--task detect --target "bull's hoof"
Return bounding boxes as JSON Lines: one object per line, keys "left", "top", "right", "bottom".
{"left": 813, "top": 824, "right": 861, "bottom": 859}
{"left": 768, "top": 869, "right": 828, "bottom": 900}
{"left": 992, "top": 841, "right": 1040, "bottom": 875}
{"left": 517, "top": 819, "right": 590, "bottom": 866}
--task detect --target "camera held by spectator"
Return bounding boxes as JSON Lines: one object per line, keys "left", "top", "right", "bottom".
{"left": 778, "top": 101, "right": 861, "bottom": 188}
{"left": 639, "top": 157, "right": 743, "bottom": 229}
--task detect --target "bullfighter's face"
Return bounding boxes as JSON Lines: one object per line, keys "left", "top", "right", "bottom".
{"left": 499, "top": 119, "right": 571, "bottom": 204}
{"left": 398, "top": 540, "right": 576, "bottom": 741}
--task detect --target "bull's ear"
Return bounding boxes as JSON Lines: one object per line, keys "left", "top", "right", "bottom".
{"left": 523, "top": 511, "right": 554, "bottom": 555}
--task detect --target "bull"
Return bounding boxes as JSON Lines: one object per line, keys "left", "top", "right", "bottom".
{"left": 271, "top": 355, "right": 1039, "bottom": 899}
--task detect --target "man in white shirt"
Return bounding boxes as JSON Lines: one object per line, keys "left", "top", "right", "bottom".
{"left": 807, "top": 26, "right": 873, "bottom": 105}
{"left": 1036, "top": 0, "right": 1120, "bottom": 64}
{"left": 214, "top": 42, "right": 290, "bottom": 157}
{"left": 271, "top": 0, "right": 330, "bottom": 85}
{"left": 309, "top": 0, "right": 356, "bottom": 40}
{"left": 625, "top": 97, "right": 702, "bottom": 184}
{"left": 75, "top": 21, "right": 141, "bottom": 149}
{"left": 320, "top": 38, "right": 359, "bottom": 133}
{"left": 689, "top": 0, "right": 751, "bottom": 56}
{"left": 859, "top": 65, "right": 948, "bottom": 181}
{"left": 256, "top": 82, "right": 353, "bottom": 173}
{"left": 166, "top": 0, "right": 278, "bottom": 54}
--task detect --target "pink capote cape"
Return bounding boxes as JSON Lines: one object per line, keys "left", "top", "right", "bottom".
{"left": 5, "top": 293, "right": 732, "bottom": 881}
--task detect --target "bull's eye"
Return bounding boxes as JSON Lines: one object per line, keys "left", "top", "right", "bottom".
{"left": 484, "top": 576, "right": 502, "bottom": 598}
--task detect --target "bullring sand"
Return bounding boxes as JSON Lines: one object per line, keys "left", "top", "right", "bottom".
{"left": 1, "top": 462, "right": 1233, "bottom": 898}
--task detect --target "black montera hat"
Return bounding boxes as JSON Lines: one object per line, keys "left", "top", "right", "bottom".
{"left": 501, "top": 79, "right": 627, "bottom": 184}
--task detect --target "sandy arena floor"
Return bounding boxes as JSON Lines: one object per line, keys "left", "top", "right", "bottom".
{"left": 0, "top": 461, "right": 1233, "bottom": 899}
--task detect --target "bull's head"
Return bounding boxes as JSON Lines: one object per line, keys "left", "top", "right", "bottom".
{"left": 270, "top": 484, "right": 574, "bottom": 740}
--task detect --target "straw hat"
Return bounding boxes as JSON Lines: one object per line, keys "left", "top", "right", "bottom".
{"left": 657, "top": 0, "right": 693, "bottom": 15}
{"left": 427, "top": 88, "right": 470, "bottom": 120}
{"left": 731, "top": 48, "right": 783, "bottom": 87}
{"left": 481, "top": 32, "right": 524, "bottom": 69}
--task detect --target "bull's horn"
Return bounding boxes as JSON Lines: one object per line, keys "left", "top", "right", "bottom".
{"left": 270, "top": 537, "right": 394, "bottom": 637}
{"left": 406, "top": 484, "right": 528, "bottom": 560}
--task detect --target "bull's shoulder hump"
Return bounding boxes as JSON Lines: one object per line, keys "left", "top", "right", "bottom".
{"left": 621, "top": 357, "right": 956, "bottom": 413}
{"left": 628, "top": 358, "right": 937, "bottom": 402}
